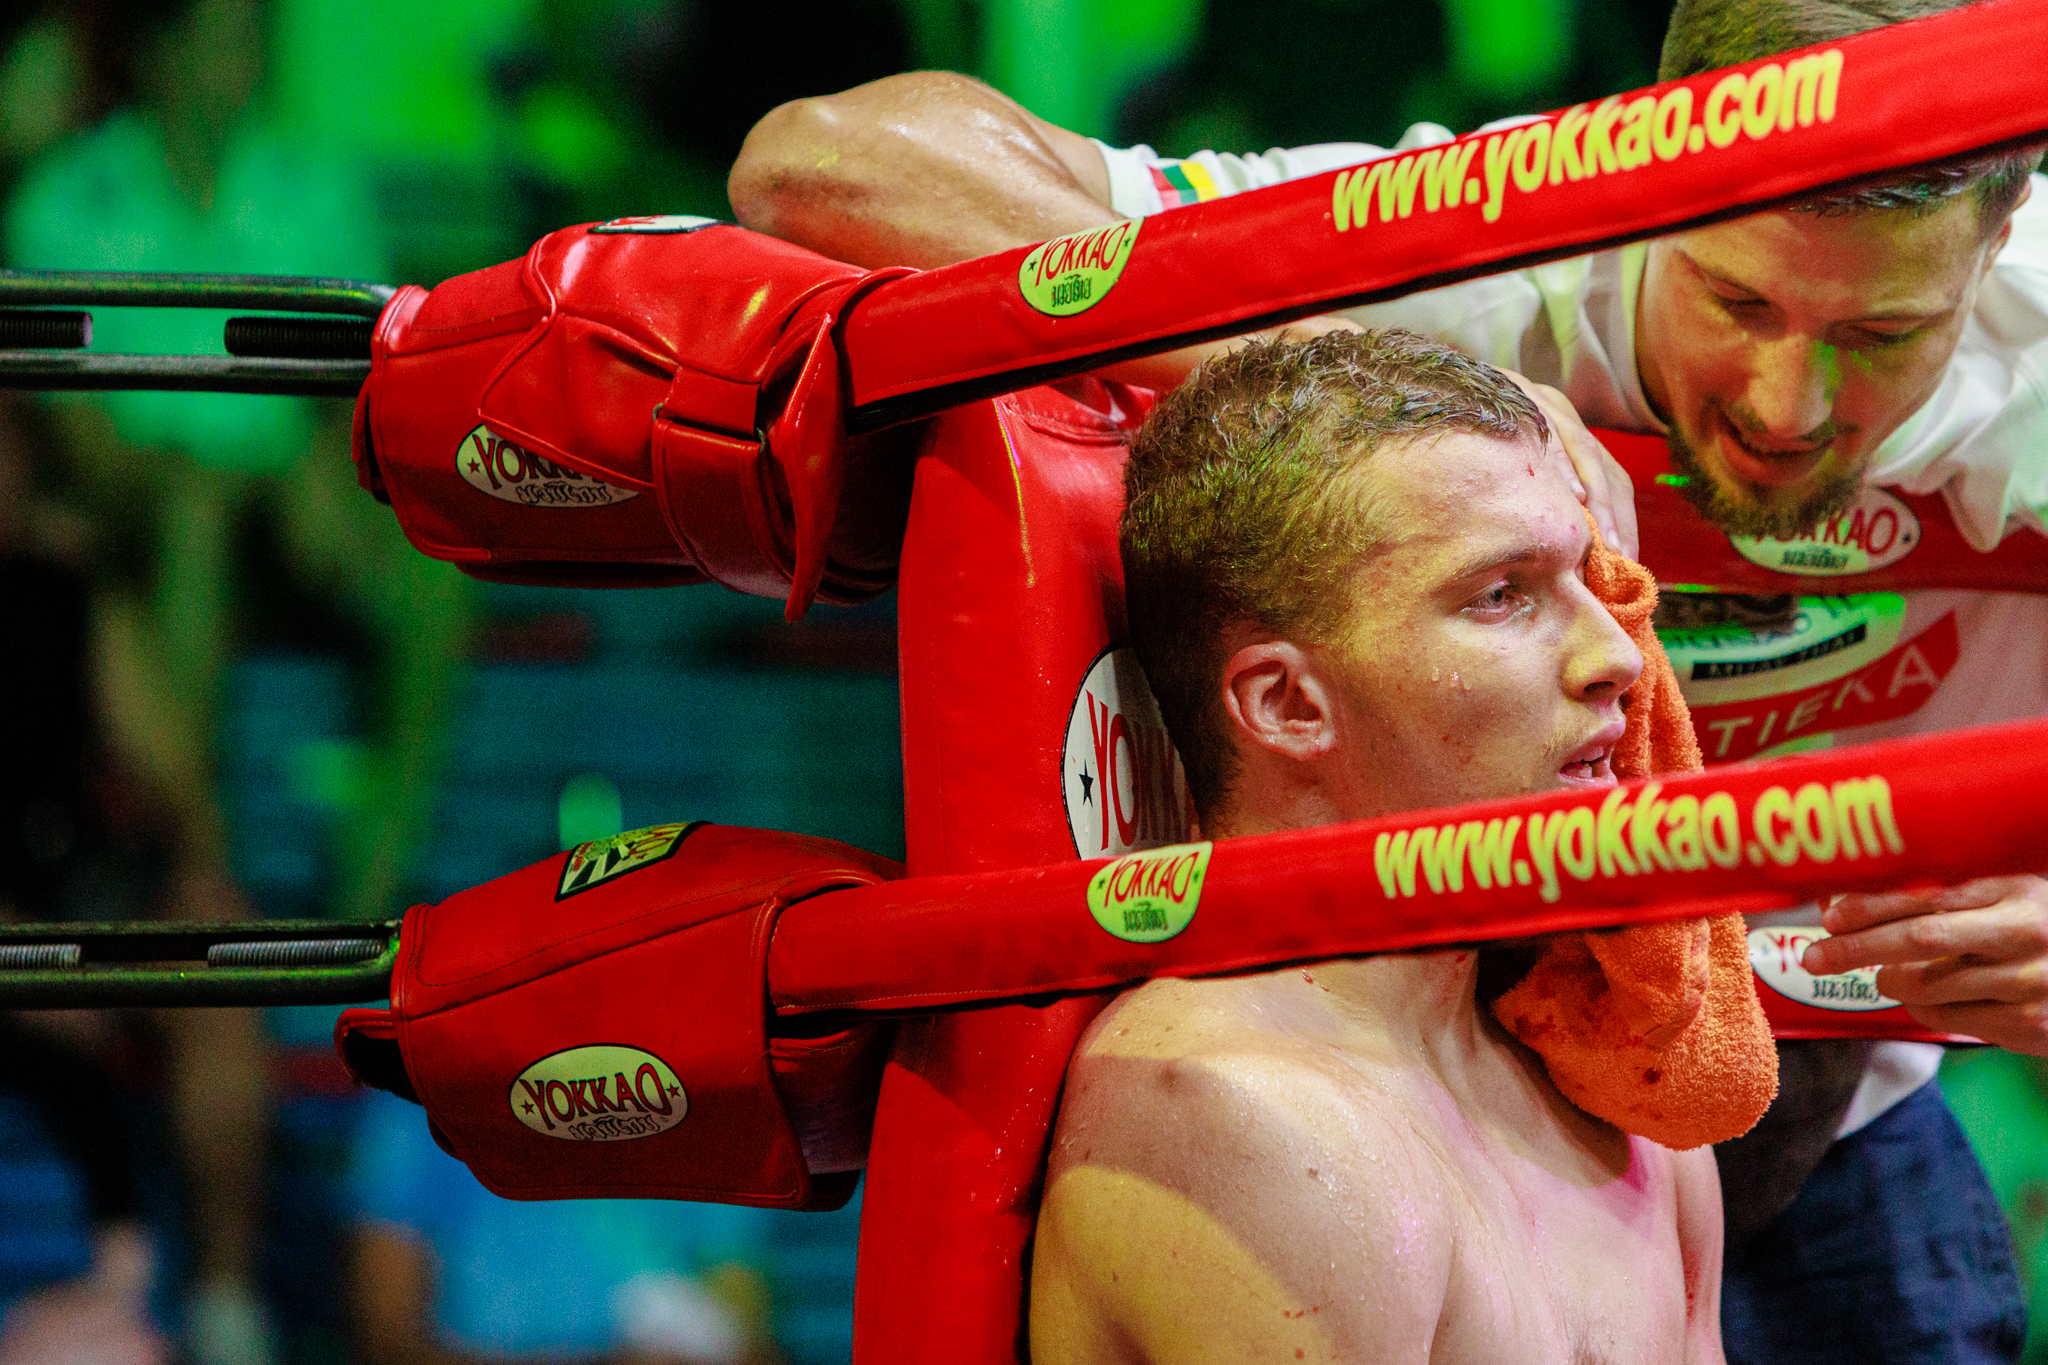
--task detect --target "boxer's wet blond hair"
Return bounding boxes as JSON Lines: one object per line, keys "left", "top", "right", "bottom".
{"left": 1660, "top": 0, "right": 2042, "bottom": 230}
{"left": 1120, "top": 329, "right": 1545, "bottom": 820}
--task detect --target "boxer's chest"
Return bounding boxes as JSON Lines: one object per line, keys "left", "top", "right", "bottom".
{"left": 1430, "top": 1141, "right": 1691, "bottom": 1365}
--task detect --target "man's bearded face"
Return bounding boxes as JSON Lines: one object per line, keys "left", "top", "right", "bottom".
{"left": 1663, "top": 415, "right": 1864, "bottom": 537}
{"left": 1635, "top": 195, "right": 2009, "bottom": 537}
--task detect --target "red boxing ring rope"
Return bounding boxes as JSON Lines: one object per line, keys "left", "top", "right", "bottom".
{"left": 769, "top": 717, "right": 2048, "bottom": 1015}
{"left": 839, "top": 0, "right": 2048, "bottom": 428}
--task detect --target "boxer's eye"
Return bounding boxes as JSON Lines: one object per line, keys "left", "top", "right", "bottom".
{"left": 1466, "top": 582, "right": 1524, "bottom": 619}
{"left": 1714, "top": 297, "right": 1768, "bottom": 326}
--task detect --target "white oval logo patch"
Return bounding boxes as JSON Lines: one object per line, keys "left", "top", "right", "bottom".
{"left": 457, "top": 426, "right": 639, "bottom": 508}
{"left": 510, "top": 1045, "right": 686, "bottom": 1141}
{"left": 1747, "top": 926, "right": 1897, "bottom": 1012}
{"left": 1062, "top": 647, "right": 1195, "bottom": 859}
{"left": 1729, "top": 487, "right": 1920, "bottom": 576}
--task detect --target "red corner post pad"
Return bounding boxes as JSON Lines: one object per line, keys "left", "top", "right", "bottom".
{"left": 335, "top": 822, "right": 899, "bottom": 1211}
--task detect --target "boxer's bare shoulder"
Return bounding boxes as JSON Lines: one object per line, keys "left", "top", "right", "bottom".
{"left": 1031, "top": 965, "right": 1725, "bottom": 1365}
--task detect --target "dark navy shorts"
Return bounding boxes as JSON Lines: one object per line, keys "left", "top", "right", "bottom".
{"left": 1722, "top": 1080, "right": 2028, "bottom": 1364}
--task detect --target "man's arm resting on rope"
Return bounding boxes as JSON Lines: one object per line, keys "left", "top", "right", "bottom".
{"left": 1802, "top": 876, "right": 2048, "bottom": 1054}
{"left": 729, "top": 71, "right": 1112, "bottom": 272}
{"left": 726, "top": 72, "right": 1358, "bottom": 391}
{"left": 728, "top": 72, "right": 1637, "bottom": 554}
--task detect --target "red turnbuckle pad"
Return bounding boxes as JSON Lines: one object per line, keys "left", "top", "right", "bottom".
{"left": 352, "top": 217, "right": 914, "bottom": 611}
{"left": 335, "top": 820, "right": 899, "bottom": 1209}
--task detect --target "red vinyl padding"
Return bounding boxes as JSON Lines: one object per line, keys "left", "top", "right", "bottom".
{"left": 855, "top": 382, "right": 1153, "bottom": 1365}
{"left": 355, "top": 222, "right": 917, "bottom": 609}
{"left": 337, "top": 822, "right": 899, "bottom": 1209}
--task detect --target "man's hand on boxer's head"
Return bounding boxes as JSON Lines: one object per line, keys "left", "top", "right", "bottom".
{"left": 1801, "top": 876, "right": 2048, "bottom": 1055}
{"left": 1502, "top": 374, "right": 1639, "bottom": 560}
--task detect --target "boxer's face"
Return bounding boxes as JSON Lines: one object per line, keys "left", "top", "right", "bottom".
{"left": 1316, "top": 431, "right": 1642, "bottom": 817}
{"left": 1635, "top": 194, "right": 2014, "bottom": 537}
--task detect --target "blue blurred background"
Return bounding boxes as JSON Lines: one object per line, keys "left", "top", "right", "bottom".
{"left": 0, "top": 0, "right": 2040, "bottom": 1362}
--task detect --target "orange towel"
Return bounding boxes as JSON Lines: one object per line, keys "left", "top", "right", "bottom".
{"left": 1489, "top": 531, "right": 1779, "bottom": 1150}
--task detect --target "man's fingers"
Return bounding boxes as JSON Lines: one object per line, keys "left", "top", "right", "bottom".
{"left": 1903, "top": 999, "right": 2048, "bottom": 1056}
{"left": 1807, "top": 878, "right": 2048, "bottom": 1055}
{"left": 1502, "top": 375, "right": 1636, "bottom": 558}
{"left": 1595, "top": 447, "right": 1638, "bottom": 560}
{"left": 1820, "top": 876, "right": 2039, "bottom": 933}
{"left": 1874, "top": 953, "right": 2048, "bottom": 1008}
{"left": 1562, "top": 439, "right": 1639, "bottom": 560}
{"left": 1802, "top": 901, "right": 2048, "bottom": 974}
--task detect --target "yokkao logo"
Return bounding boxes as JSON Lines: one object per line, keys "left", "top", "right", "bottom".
{"left": 1018, "top": 220, "right": 1140, "bottom": 317}
{"left": 457, "top": 426, "right": 639, "bottom": 509}
{"left": 1088, "top": 841, "right": 1211, "bottom": 944}
{"left": 1062, "top": 647, "right": 1195, "bottom": 859}
{"left": 1729, "top": 486, "right": 1920, "bottom": 577}
{"left": 1747, "top": 925, "right": 1897, "bottom": 1012}
{"left": 557, "top": 821, "right": 700, "bottom": 900}
{"left": 511, "top": 1045, "right": 686, "bottom": 1141}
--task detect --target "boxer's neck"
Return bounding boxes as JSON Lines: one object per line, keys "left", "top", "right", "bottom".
{"left": 1255, "top": 949, "right": 1489, "bottom": 1071}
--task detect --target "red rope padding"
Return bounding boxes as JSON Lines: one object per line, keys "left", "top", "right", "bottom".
{"left": 770, "top": 715, "right": 2048, "bottom": 1014}
{"left": 839, "top": 0, "right": 2048, "bottom": 429}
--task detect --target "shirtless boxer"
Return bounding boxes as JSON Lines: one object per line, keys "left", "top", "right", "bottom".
{"left": 731, "top": 6, "right": 2045, "bottom": 1355}
{"left": 1027, "top": 329, "right": 1723, "bottom": 1365}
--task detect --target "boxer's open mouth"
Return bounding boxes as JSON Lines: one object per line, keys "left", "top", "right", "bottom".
{"left": 1558, "top": 724, "right": 1625, "bottom": 788}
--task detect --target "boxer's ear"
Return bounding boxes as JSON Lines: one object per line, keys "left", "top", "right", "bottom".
{"left": 1220, "top": 640, "right": 1338, "bottom": 764}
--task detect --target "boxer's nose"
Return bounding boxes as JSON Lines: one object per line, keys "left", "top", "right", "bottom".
{"left": 1562, "top": 586, "right": 1642, "bottom": 705}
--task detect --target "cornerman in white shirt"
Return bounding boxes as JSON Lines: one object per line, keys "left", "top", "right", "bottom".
{"left": 729, "top": 0, "right": 2045, "bottom": 1359}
